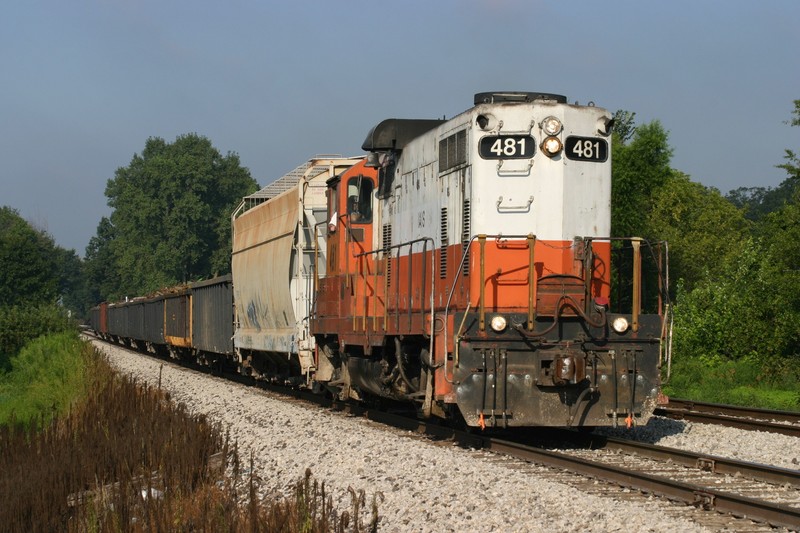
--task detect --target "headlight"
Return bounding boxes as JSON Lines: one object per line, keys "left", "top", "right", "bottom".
{"left": 542, "top": 116, "right": 562, "bottom": 136}
{"left": 612, "top": 317, "right": 629, "bottom": 334}
{"left": 541, "top": 136, "right": 563, "bottom": 157}
{"left": 490, "top": 316, "right": 507, "bottom": 333}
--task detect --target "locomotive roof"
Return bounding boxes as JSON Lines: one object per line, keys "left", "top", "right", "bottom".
{"left": 361, "top": 119, "right": 445, "bottom": 152}
{"left": 473, "top": 91, "right": 567, "bottom": 104}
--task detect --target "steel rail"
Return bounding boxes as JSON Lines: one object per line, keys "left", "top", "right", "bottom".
{"left": 360, "top": 410, "right": 800, "bottom": 529}
{"left": 656, "top": 398, "right": 800, "bottom": 438}
{"left": 663, "top": 398, "right": 800, "bottom": 423}
{"left": 557, "top": 430, "right": 800, "bottom": 488}
{"left": 480, "top": 436, "right": 800, "bottom": 530}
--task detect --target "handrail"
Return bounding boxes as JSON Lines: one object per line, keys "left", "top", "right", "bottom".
{"left": 527, "top": 234, "right": 536, "bottom": 330}
{"left": 631, "top": 238, "right": 641, "bottom": 333}
{"left": 442, "top": 235, "right": 670, "bottom": 383}
{"left": 443, "top": 233, "right": 539, "bottom": 382}
{"left": 353, "top": 236, "right": 436, "bottom": 336}
{"left": 312, "top": 220, "right": 327, "bottom": 314}
{"left": 312, "top": 229, "right": 670, "bottom": 390}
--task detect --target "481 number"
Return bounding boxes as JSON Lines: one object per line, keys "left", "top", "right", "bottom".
{"left": 565, "top": 136, "right": 608, "bottom": 162}
{"left": 479, "top": 135, "right": 535, "bottom": 159}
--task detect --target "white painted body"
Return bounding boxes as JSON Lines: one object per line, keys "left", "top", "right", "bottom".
{"left": 379, "top": 100, "right": 613, "bottom": 252}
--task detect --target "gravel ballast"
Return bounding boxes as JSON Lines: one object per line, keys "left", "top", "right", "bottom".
{"left": 93, "top": 339, "right": 785, "bottom": 532}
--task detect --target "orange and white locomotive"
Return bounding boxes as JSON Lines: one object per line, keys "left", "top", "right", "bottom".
{"left": 312, "top": 92, "right": 669, "bottom": 428}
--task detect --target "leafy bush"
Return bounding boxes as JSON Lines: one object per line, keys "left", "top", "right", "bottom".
{"left": 672, "top": 239, "right": 799, "bottom": 365}
{"left": 0, "top": 331, "right": 90, "bottom": 428}
{"left": 0, "top": 304, "right": 76, "bottom": 365}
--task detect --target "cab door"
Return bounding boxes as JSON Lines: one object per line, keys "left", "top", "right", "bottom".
{"left": 343, "top": 173, "right": 377, "bottom": 329}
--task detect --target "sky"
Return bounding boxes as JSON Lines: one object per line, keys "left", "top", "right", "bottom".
{"left": 2, "top": 0, "right": 799, "bottom": 254}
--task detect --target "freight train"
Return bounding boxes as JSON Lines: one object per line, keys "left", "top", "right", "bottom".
{"left": 90, "top": 92, "right": 671, "bottom": 429}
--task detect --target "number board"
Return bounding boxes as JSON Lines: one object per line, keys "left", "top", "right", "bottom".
{"left": 565, "top": 137, "right": 608, "bottom": 162}
{"left": 479, "top": 135, "right": 535, "bottom": 159}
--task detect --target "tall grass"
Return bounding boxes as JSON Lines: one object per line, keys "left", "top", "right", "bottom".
{"left": 0, "top": 340, "right": 380, "bottom": 532}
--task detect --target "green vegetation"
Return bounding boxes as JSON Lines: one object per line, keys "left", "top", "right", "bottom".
{"left": 612, "top": 100, "right": 800, "bottom": 410}
{"left": 664, "top": 358, "right": 800, "bottom": 411}
{"left": 85, "top": 134, "right": 259, "bottom": 301}
{"left": 0, "top": 332, "right": 90, "bottom": 428}
{"left": 0, "top": 303, "right": 76, "bottom": 370}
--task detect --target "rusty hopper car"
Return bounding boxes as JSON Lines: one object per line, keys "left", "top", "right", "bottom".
{"left": 191, "top": 275, "right": 234, "bottom": 359}
{"left": 311, "top": 92, "right": 670, "bottom": 428}
{"left": 163, "top": 288, "right": 191, "bottom": 356}
{"left": 231, "top": 157, "right": 363, "bottom": 383}
{"left": 89, "top": 302, "right": 108, "bottom": 338}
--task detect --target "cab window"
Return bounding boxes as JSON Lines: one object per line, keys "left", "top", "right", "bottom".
{"left": 327, "top": 182, "right": 339, "bottom": 234}
{"left": 347, "top": 175, "right": 373, "bottom": 224}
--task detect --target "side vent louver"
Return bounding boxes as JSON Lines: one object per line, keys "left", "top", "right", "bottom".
{"left": 438, "top": 130, "right": 467, "bottom": 173}
{"left": 440, "top": 208, "right": 448, "bottom": 279}
{"left": 382, "top": 223, "right": 392, "bottom": 286}
{"left": 462, "top": 199, "right": 471, "bottom": 276}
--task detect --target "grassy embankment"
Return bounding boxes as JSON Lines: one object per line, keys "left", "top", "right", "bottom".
{"left": 0, "top": 324, "right": 379, "bottom": 532}
{"left": 664, "top": 358, "right": 800, "bottom": 411}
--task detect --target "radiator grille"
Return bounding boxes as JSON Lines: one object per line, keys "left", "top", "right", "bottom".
{"left": 438, "top": 130, "right": 467, "bottom": 173}
{"left": 382, "top": 223, "right": 392, "bottom": 286}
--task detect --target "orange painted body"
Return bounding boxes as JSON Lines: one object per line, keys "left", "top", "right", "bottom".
{"left": 312, "top": 162, "right": 614, "bottom": 404}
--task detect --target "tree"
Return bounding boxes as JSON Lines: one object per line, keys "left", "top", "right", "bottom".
{"left": 611, "top": 109, "right": 637, "bottom": 145}
{"left": 760, "top": 197, "right": 800, "bottom": 354}
{"left": 84, "top": 217, "right": 120, "bottom": 304}
{"left": 0, "top": 207, "right": 60, "bottom": 306}
{"left": 611, "top": 120, "right": 673, "bottom": 239}
{"left": 96, "top": 134, "right": 258, "bottom": 299}
{"left": 673, "top": 99, "right": 800, "bottom": 373}
{"left": 648, "top": 172, "right": 750, "bottom": 291}
{"left": 54, "top": 247, "right": 87, "bottom": 315}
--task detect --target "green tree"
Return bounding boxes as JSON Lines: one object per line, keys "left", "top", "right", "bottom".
{"left": 648, "top": 172, "right": 750, "bottom": 291}
{"left": 611, "top": 120, "right": 673, "bottom": 239}
{"left": 669, "top": 99, "right": 800, "bottom": 400}
{"left": 611, "top": 109, "right": 637, "bottom": 145}
{"left": 0, "top": 207, "right": 60, "bottom": 306}
{"left": 756, "top": 190, "right": 800, "bottom": 357}
{"left": 84, "top": 217, "right": 120, "bottom": 305}
{"left": 97, "top": 134, "right": 259, "bottom": 299}
{"left": 607, "top": 117, "right": 674, "bottom": 313}
{"left": 778, "top": 99, "right": 800, "bottom": 180}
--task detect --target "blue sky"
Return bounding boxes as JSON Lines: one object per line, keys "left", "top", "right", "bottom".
{"left": 2, "top": 0, "right": 799, "bottom": 254}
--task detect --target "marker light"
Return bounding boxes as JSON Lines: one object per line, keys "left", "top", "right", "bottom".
{"left": 542, "top": 116, "right": 562, "bottom": 136}
{"left": 541, "top": 136, "right": 563, "bottom": 157}
{"left": 490, "top": 316, "right": 508, "bottom": 333}
{"left": 612, "top": 317, "right": 629, "bottom": 334}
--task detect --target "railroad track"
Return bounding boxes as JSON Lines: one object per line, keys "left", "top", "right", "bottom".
{"left": 656, "top": 398, "right": 800, "bottom": 438}
{"left": 364, "top": 409, "right": 800, "bottom": 530}
{"left": 88, "top": 335, "right": 800, "bottom": 530}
